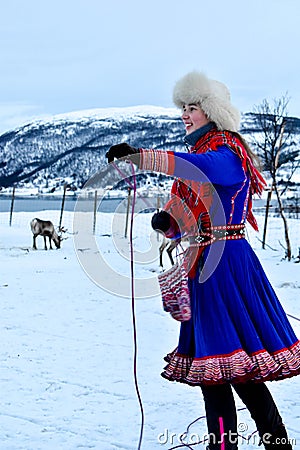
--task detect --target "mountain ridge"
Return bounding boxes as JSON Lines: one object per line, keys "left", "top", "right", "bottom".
{"left": 1, "top": 106, "right": 300, "bottom": 192}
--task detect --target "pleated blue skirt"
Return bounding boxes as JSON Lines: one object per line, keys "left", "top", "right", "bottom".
{"left": 162, "top": 239, "right": 300, "bottom": 385}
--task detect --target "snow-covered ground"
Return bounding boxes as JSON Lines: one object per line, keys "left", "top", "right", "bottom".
{"left": 0, "top": 210, "right": 299, "bottom": 450}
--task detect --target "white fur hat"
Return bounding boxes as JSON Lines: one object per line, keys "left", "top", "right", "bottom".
{"left": 173, "top": 71, "right": 240, "bottom": 132}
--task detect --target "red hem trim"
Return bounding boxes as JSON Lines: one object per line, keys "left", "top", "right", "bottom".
{"left": 176, "top": 341, "right": 300, "bottom": 360}
{"left": 271, "top": 339, "right": 300, "bottom": 355}
{"left": 161, "top": 340, "right": 300, "bottom": 386}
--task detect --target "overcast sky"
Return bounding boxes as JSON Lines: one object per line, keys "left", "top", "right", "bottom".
{"left": 1, "top": 0, "right": 300, "bottom": 133}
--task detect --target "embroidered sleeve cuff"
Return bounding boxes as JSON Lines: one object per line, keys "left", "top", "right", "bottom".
{"left": 139, "top": 149, "right": 175, "bottom": 175}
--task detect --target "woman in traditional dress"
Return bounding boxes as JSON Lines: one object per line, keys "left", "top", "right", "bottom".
{"left": 106, "top": 71, "right": 300, "bottom": 450}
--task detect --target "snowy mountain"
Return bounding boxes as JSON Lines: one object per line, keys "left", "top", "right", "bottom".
{"left": 0, "top": 106, "right": 183, "bottom": 192}
{"left": 0, "top": 106, "right": 300, "bottom": 193}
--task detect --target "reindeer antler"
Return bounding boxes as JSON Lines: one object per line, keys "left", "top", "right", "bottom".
{"left": 58, "top": 226, "right": 68, "bottom": 233}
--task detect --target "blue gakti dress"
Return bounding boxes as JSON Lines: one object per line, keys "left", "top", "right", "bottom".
{"left": 159, "top": 145, "right": 300, "bottom": 386}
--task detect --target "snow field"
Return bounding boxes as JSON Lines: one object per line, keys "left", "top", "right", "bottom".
{"left": 0, "top": 211, "right": 299, "bottom": 450}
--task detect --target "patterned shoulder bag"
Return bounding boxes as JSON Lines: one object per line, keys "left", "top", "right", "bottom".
{"left": 157, "top": 249, "right": 191, "bottom": 322}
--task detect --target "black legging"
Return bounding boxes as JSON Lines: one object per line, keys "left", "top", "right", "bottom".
{"left": 200, "top": 382, "right": 284, "bottom": 449}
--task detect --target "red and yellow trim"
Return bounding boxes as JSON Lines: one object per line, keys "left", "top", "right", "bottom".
{"left": 161, "top": 340, "right": 300, "bottom": 386}
{"left": 139, "top": 149, "right": 175, "bottom": 175}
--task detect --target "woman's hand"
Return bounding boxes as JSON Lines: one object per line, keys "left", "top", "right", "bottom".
{"left": 151, "top": 210, "right": 171, "bottom": 233}
{"left": 152, "top": 210, "right": 181, "bottom": 239}
{"left": 106, "top": 143, "right": 140, "bottom": 164}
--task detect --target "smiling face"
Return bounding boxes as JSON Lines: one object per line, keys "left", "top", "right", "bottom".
{"left": 181, "top": 104, "right": 210, "bottom": 134}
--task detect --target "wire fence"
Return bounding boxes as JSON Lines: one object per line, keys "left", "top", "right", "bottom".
{"left": 1, "top": 188, "right": 299, "bottom": 259}
{"left": 1, "top": 188, "right": 299, "bottom": 225}
{"left": 0, "top": 187, "right": 169, "bottom": 239}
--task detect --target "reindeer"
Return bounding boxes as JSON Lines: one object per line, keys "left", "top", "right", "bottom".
{"left": 158, "top": 236, "right": 191, "bottom": 267}
{"left": 152, "top": 210, "right": 187, "bottom": 267}
{"left": 159, "top": 237, "right": 179, "bottom": 267}
{"left": 30, "top": 218, "right": 62, "bottom": 250}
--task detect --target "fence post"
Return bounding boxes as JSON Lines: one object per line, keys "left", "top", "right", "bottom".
{"left": 59, "top": 183, "right": 67, "bottom": 230}
{"left": 156, "top": 195, "right": 161, "bottom": 241}
{"left": 9, "top": 186, "right": 16, "bottom": 226}
{"left": 262, "top": 190, "right": 272, "bottom": 249}
{"left": 156, "top": 195, "right": 160, "bottom": 212}
{"left": 124, "top": 188, "right": 131, "bottom": 238}
{"left": 93, "top": 190, "right": 98, "bottom": 235}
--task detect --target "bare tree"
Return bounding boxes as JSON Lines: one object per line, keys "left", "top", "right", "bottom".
{"left": 251, "top": 94, "right": 300, "bottom": 260}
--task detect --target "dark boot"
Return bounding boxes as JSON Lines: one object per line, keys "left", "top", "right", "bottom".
{"left": 262, "top": 425, "right": 293, "bottom": 450}
{"left": 201, "top": 384, "right": 238, "bottom": 450}
{"left": 233, "top": 382, "right": 292, "bottom": 449}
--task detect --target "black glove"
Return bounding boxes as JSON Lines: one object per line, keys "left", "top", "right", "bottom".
{"left": 106, "top": 143, "right": 140, "bottom": 163}
{"left": 151, "top": 210, "right": 171, "bottom": 233}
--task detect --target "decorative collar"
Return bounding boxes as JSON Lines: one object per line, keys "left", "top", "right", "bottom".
{"left": 184, "top": 122, "right": 215, "bottom": 147}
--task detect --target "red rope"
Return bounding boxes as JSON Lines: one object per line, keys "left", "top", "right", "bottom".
{"left": 287, "top": 313, "right": 300, "bottom": 323}
{"left": 129, "top": 161, "right": 145, "bottom": 450}
{"left": 113, "top": 160, "right": 145, "bottom": 450}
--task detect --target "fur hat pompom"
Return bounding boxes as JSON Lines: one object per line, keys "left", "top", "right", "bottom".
{"left": 173, "top": 71, "right": 240, "bottom": 132}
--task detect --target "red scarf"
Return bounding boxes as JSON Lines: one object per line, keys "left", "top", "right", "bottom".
{"left": 163, "top": 129, "right": 266, "bottom": 236}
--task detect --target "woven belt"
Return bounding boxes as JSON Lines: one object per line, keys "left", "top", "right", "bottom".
{"left": 189, "top": 224, "right": 246, "bottom": 247}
